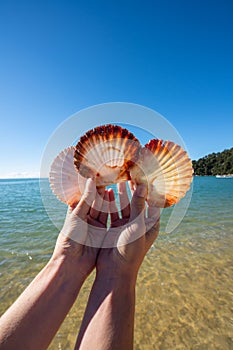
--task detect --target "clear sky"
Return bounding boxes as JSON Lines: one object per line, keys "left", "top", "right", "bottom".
{"left": 0, "top": 0, "right": 232, "bottom": 178}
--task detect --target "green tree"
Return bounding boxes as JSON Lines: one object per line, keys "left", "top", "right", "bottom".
{"left": 192, "top": 148, "right": 233, "bottom": 175}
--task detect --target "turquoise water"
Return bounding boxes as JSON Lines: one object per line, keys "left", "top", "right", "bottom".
{"left": 0, "top": 177, "right": 233, "bottom": 349}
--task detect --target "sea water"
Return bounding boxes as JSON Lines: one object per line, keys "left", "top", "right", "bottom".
{"left": 0, "top": 177, "right": 232, "bottom": 349}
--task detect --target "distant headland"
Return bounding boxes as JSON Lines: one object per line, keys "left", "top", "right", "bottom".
{"left": 192, "top": 147, "right": 233, "bottom": 176}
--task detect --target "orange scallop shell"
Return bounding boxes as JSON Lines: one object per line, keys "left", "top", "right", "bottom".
{"left": 74, "top": 124, "right": 141, "bottom": 186}
{"left": 130, "top": 139, "right": 193, "bottom": 207}
{"left": 49, "top": 125, "right": 193, "bottom": 209}
{"left": 49, "top": 147, "right": 87, "bottom": 206}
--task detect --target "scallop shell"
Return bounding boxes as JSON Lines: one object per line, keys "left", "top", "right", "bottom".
{"left": 49, "top": 147, "right": 86, "bottom": 206}
{"left": 130, "top": 139, "right": 193, "bottom": 207}
{"left": 74, "top": 124, "right": 141, "bottom": 186}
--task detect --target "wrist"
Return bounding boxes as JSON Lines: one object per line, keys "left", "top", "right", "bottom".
{"left": 52, "top": 234, "right": 96, "bottom": 280}
{"left": 95, "top": 270, "right": 137, "bottom": 293}
{"left": 49, "top": 254, "right": 87, "bottom": 289}
{"left": 96, "top": 259, "right": 139, "bottom": 288}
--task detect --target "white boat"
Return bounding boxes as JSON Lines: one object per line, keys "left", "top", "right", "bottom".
{"left": 216, "top": 174, "right": 233, "bottom": 178}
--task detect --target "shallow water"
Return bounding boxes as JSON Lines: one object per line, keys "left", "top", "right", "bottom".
{"left": 0, "top": 177, "right": 233, "bottom": 349}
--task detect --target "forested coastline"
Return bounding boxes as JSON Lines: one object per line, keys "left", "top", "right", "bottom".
{"left": 192, "top": 148, "right": 233, "bottom": 176}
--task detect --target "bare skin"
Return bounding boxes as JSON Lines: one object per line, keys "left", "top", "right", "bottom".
{"left": 0, "top": 179, "right": 107, "bottom": 350}
{"left": 0, "top": 180, "right": 160, "bottom": 350}
{"left": 75, "top": 182, "right": 160, "bottom": 350}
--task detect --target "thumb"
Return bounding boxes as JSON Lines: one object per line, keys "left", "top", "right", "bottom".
{"left": 130, "top": 183, "right": 147, "bottom": 220}
{"left": 73, "top": 178, "right": 96, "bottom": 219}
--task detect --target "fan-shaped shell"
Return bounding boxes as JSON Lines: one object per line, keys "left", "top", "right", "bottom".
{"left": 74, "top": 124, "right": 141, "bottom": 186}
{"left": 49, "top": 147, "right": 87, "bottom": 206}
{"left": 130, "top": 139, "right": 193, "bottom": 207}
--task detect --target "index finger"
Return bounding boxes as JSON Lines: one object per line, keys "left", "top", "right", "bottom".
{"left": 130, "top": 183, "right": 147, "bottom": 220}
{"left": 148, "top": 205, "right": 160, "bottom": 222}
{"left": 73, "top": 178, "right": 96, "bottom": 219}
{"left": 108, "top": 188, "right": 120, "bottom": 224}
{"left": 145, "top": 203, "right": 160, "bottom": 245}
{"left": 118, "top": 182, "right": 130, "bottom": 219}
{"left": 98, "top": 190, "right": 109, "bottom": 226}
{"left": 89, "top": 187, "right": 105, "bottom": 220}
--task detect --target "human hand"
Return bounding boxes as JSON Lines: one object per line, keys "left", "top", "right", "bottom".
{"left": 96, "top": 182, "right": 160, "bottom": 282}
{"left": 73, "top": 182, "right": 160, "bottom": 350}
{"left": 52, "top": 178, "right": 108, "bottom": 279}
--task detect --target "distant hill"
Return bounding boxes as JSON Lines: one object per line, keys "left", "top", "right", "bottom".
{"left": 192, "top": 148, "right": 233, "bottom": 176}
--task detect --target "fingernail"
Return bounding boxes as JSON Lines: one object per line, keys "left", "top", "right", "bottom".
{"left": 137, "top": 183, "right": 147, "bottom": 197}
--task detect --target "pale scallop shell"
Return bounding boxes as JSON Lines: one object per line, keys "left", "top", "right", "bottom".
{"left": 74, "top": 124, "right": 141, "bottom": 186}
{"left": 49, "top": 147, "right": 86, "bottom": 206}
{"left": 130, "top": 139, "right": 193, "bottom": 207}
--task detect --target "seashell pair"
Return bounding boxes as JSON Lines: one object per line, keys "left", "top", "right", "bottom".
{"left": 49, "top": 124, "right": 193, "bottom": 208}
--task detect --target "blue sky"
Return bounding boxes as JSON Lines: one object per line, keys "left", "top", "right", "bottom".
{"left": 0, "top": 0, "right": 232, "bottom": 178}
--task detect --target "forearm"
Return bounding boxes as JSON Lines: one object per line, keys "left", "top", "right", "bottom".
{"left": 75, "top": 273, "right": 136, "bottom": 350}
{"left": 0, "top": 255, "right": 85, "bottom": 350}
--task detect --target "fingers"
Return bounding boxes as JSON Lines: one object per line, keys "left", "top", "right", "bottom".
{"left": 145, "top": 204, "right": 160, "bottom": 246}
{"left": 73, "top": 178, "right": 96, "bottom": 219}
{"left": 148, "top": 205, "right": 160, "bottom": 222}
{"left": 129, "top": 180, "right": 135, "bottom": 196}
{"left": 118, "top": 182, "right": 130, "bottom": 218}
{"left": 89, "top": 187, "right": 105, "bottom": 220}
{"left": 108, "top": 188, "right": 120, "bottom": 223}
{"left": 98, "top": 191, "right": 109, "bottom": 225}
{"left": 130, "top": 183, "right": 147, "bottom": 220}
